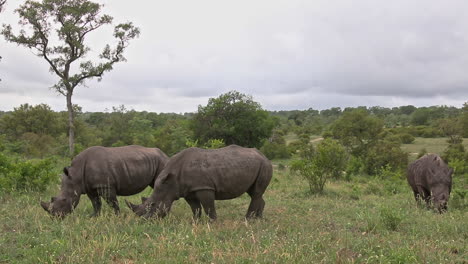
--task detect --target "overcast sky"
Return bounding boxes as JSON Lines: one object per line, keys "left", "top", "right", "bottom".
{"left": 1, "top": 0, "right": 467, "bottom": 113}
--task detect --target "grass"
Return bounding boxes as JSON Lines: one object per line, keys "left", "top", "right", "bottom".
{"left": 401, "top": 137, "right": 468, "bottom": 160}
{"left": 1, "top": 162, "right": 467, "bottom": 263}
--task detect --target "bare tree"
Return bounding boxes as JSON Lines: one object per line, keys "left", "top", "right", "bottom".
{"left": 2, "top": 0, "right": 140, "bottom": 156}
{"left": 0, "top": 0, "right": 6, "bottom": 12}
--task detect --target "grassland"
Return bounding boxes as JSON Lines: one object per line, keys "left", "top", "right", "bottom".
{"left": 1, "top": 160, "right": 467, "bottom": 263}
{"left": 402, "top": 137, "right": 468, "bottom": 160}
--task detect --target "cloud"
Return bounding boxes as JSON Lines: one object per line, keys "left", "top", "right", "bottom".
{"left": 1, "top": 0, "right": 467, "bottom": 112}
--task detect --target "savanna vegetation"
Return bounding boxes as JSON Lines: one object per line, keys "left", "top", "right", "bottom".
{"left": 1, "top": 93, "right": 467, "bottom": 263}
{"left": 1, "top": 1, "right": 467, "bottom": 263}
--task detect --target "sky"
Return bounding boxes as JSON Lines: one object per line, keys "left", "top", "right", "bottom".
{"left": 1, "top": 0, "right": 467, "bottom": 113}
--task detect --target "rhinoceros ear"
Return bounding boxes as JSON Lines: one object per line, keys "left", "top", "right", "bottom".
{"left": 41, "top": 201, "right": 50, "bottom": 213}
{"left": 63, "top": 167, "right": 71, "bottom": 179}
{"left": 141, "top": 197, "right": 148, "bottom": 203}
{"left": 125, "top": 200, "right": 139, "bottom": 212}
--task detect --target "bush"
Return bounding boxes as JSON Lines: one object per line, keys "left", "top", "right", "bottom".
{"left": 364, "top": 140, "right": 408, "bottom": 176}
{"left": 261, "top": 141, "right": 290, "bottom": 160}
{"left": 0, "top": 153, "right": 58, "bottom": 192}
{"left": 398, "top": 133, "right": 415, "bottom": 144}
{"left": 290, "top": 139, "right": 347, "bottom": 193}
{"left": 345, "top": 156, "right": 366, "bottom": 179}
{"left": 450, "top": 189, "right": 467, "bottom": 211}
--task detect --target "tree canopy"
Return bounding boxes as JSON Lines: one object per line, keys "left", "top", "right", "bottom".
{"left": 192, "top": 91, "right": 276, "bottom": 148}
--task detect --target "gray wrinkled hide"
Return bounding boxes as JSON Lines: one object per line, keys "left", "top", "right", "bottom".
{"left": 70, "top": 145, "right": 168, "bottom": 195}
{"left": 42, "top": 145, "right": 168, "bottom": 217}
{"left": 130, "top": 145, "right": 273, "bottom": 219}
{"left": 407, "top": 154, "right": 453, "bottom": 212}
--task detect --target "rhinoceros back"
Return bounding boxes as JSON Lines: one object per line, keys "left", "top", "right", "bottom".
{"left": 407, "top": 154, "right": 451, "bottom": 190}
{"left": 69, "top": 145, "right": 167, "bottom": 196}
{"left": 163, "top": 145, "right": 272, "bottom": 199}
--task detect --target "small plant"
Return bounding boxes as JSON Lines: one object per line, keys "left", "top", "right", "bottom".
{"left": 349, "top": 184, "right": 361, "bottom": 200}
{"left": 356, "top": 211, "right": 378, "bottom": 233}
{"left": 379, "top": 207, "right": 403, "bottom": 231}
{"left": 417, "top": 148, "right": 427, "bottom": 159}
{"left": 450, "top": 189, "right": 467, "bottom": 211}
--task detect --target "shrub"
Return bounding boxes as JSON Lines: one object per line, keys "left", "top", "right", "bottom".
{"left": 205, "top": 139, "right": 226, "bottom": 149}
{"left": 290, "top": 139, "right": 347, "bottom": 193}
{"left": 398, "top": 133, "right": 415, "bottom": 144}
{"left": 450, "top": 189, "right": 467, "bottom": 211}
{"left": 345, "top": 156, "right": 365, "bottom": 179}
{"left": 261, "top": 141, "right": 290, "bottom": 160}
{"left": 0, "top": 153, "right": 59, "bottom": 192}
{"left": 417, "top": 148, "right": 427, "bottom": 159}
{"left": 443, "top": 142, "right": 466, "bottom": 164}
{"left": 364, "top": 140, "right": 408, "bottom": 176}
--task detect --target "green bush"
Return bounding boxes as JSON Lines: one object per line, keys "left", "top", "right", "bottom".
{"left": 450, "top": 189, "right": 467, "bottom": 211}
{"left": 398, "top": 133, "right": 415, "bottom": 144}
{"left": 345, "top": 155, "right": 365, "bottom": 178}
{"left": 0, "top": 153, "right": 58, "bottom": 192}
{"left": 364, "top": 140, "right": 408, "bottom": 176}
{"left": 261, "top": 141, "right": 290, "bottom": 160}
{"left": 290, "top": 139, "right": 347, "bottom": 193}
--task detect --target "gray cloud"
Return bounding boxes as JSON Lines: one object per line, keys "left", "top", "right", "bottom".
{"left": 1, "top": 0, "right": 467, "bottom": 112}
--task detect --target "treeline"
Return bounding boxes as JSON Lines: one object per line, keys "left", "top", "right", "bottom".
{"left": 1, "top": 101, "right": 467, "bottom": 160}
{"left": 271, "top": 104, "right": 467, "bottom": 138}
{"left": 0, "top": 92, "right": 467, "bottom": 194}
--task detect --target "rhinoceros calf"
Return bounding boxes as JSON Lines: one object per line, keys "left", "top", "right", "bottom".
{"left": 41, "top": 145, "right": 168, "bottom": 217}
{"left": 407, "top": 154, "right": 453, "bottom": 213}
{"left": 127, "top": 145, "right": 273, "bottom": 220}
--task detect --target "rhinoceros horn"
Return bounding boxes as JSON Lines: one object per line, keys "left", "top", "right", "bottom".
{"left": 125, "top": 200, "right": 139, "bottom": 212}
{"left": 40, "top": 201, "right": 50, "bottom": 212}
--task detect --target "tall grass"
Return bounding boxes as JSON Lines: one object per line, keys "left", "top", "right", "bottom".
{"left": 1, "top": 165, "right": 466, "bottom": 263}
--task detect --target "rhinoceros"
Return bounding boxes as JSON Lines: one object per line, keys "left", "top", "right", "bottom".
{"left": 41, "top": 145, "right": 168, "bottom": 217}
{"left": 126, "top": 145, "right": 273, "bottom": 220}
{"left": 407, "top": 154, "right": 453, "bottom": 213}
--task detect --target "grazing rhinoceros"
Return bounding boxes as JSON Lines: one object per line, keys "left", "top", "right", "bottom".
{"left": 41, "top": 145, "right": 168, "bottom": 217}
{"left": 126, "top": 145, "right": 273, "bottom": 220}
{"left": 407, "top": 154, "right": 453, "bottom": 213}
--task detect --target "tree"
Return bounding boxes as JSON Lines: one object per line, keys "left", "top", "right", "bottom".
{"left": 192, "top": 91, "right": 276, "bottom": 148}
{"left": 0, "top": 103, "right": 62, "bottom": 138}
{"left": 2, "top": 0, "right": 140, "bottom": 156}
{"left": 0, "top": 0, "right": 5, "bottom": 82}
{"left": 329, "top": 109, "right": 384, "bottom": 157}
{"left": 461, "top": 102, "right": 468, "bottom": 138}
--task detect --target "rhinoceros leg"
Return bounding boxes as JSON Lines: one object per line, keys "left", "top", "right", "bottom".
{"left": 246, "top": 195, "right": 265, "bottom": 219}
{"left": 87, "top": 192, "right": 102, "bottom": 217}
{"left": 416, "top": 186, "right": 431, "bottom": 209}
{"left": 196, "top": 190, "right": 217, "bottom": 220}
{"left": 99, "top": 187, "right": 120, "bottom": 215}
{"left": 185, "top": 197, "right": 202, "bottom": 219}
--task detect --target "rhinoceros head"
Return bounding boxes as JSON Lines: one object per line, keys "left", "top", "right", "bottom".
{"left": 40, "top": 196, "right": 74, "bottom": 218}
{"left": 125, "top": 197, "right": 157, "bottom": 218}
{"left": 127, "top": 172, "right": 177, "bottom": 218}
{"left": 432, "top": 168, "right": 453, "bottom": 213}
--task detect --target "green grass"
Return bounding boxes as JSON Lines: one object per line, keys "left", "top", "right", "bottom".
{"left": 402, "top": 137, "right": 468, "bottom": 161}
{"left": 1, "top": 163, "right": 467, "bottom": 263}
{"left": 284, "top": 133, "right": 322, "bottom": 145}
